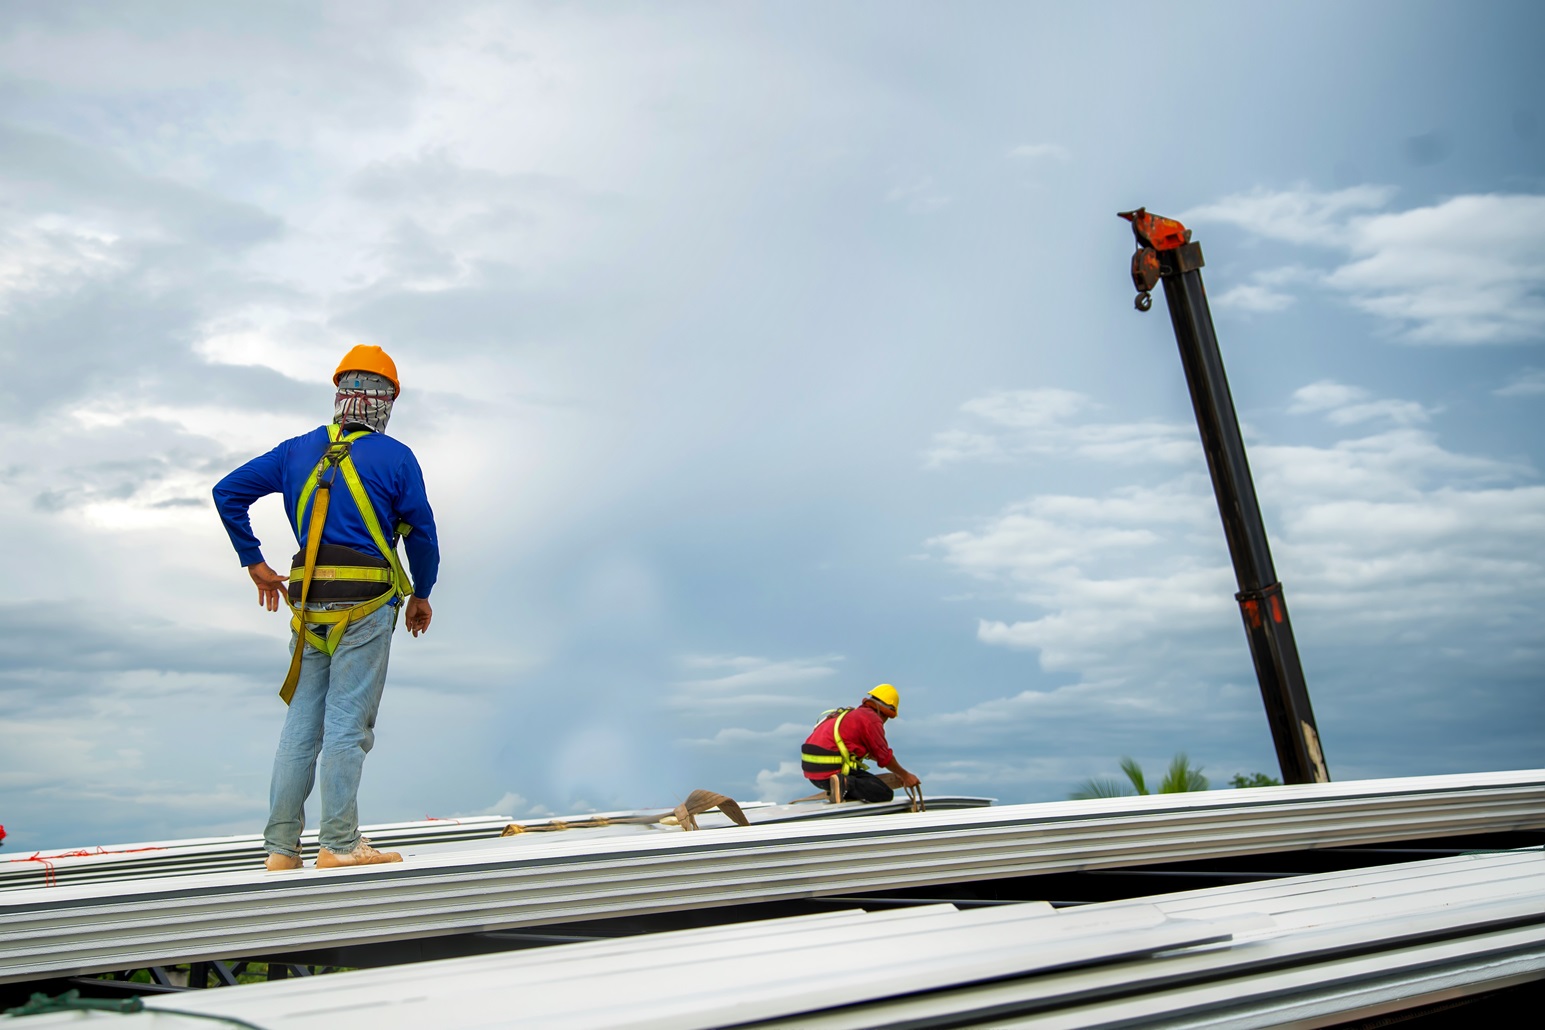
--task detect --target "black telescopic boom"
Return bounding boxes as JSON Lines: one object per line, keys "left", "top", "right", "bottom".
{"left": 1120, "top": 208, "right": 1329, "bottom": 785}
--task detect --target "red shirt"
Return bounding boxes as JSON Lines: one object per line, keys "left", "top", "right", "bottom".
{"left": 804, "top": 705, "right": 894, "bottom": 769}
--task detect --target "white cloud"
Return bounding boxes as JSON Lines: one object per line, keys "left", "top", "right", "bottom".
{"left": 1254, "top": 429, "right": 1524, "bottom": 500}
{"left": 752, "top": 760, "right": 811, "bottom": 803}
{"left": 926, "top": 682, "right": 1135, "bottom": 727}
{"left": 1497, "top": 368, "right": 1545, "bottom": 397}
{"left": 900, "top": 756, "right": 1073, "bottom": 794}
{"left": 1287, "top": 380, "right": 1368, "bottom": 413}
{"left": 193, "top": 304, "right": 353, "bottom": 385}
{"left": 885, "top": 175, "right": 952, "bottom": 212}
{"left": 0, "top": 695, "right": 274, "bottom": 849}
{"left": 972, "top": 564, "right": 1238, "bottom": 672}
{"left": 924, "top": 385, "right": 1545, "bottom": 706}
{"left": 926, "top": 500, "right": 1175, "bottom": 583}
{"left": 1187, "top": 187, "right": 1545, "bottom": 344}
{"left": 670, "top": 665, "right": 850, "bottom": 801}
{"left": 2, "top": 5, "right": 1539, "bottom": 843}
{"left": 1210, "top": 264, "right": 1319, "bottom": 315}
{"left": 467, "top": 792, "right": 552, "bottom": 818}
{"left": 1288, "top": 380, "right": 1435, "bottom": 426}
{"left": 0, "top": 216, "right": 125, "bottom": 310}
{"left": 924, "top": 389, "right": 1196, "bottom": 470}
{"left": 678, "top": 722, "right": 808, "bottom": 750}
{"left": 960, "top": 388, "right": 1094, "bottom": 428}
{"left": 548, "top": 724, "right": 637, "bottom": 808}
{"left": 1008, "top": 143, "right": 1071, "bottom": 163}
{"left": 1333, "top": 194, "right": 1545, "bottom": 343}
{"left": 921, "top": 428, "right": 1006, "bottom": 467}
{"left": 1212, "top": 282, "right": 1296, "bottom": 313}
{"left": 670, "top": 654, "right": 843, "bottom": 710}
{"left": 1183, "top": 185, "right": 1395, "bottom": 246}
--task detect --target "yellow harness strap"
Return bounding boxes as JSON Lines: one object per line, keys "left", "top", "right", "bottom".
{"left": 279, "top": 481, "right": 331, "bottom": 705}
{"left": 303, "top": 567, "right": 395, "bottom": 584}
{"left": 801, "top": 708, "right": 868, "bottom": 775}
{"left": 832, "top": 710, "right": 865, "bottom": 775}
{"left": 278, "top": 425, "right": 413, "bottom": 705}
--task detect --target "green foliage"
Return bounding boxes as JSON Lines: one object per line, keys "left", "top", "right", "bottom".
{"left": 1158, "top": 752, "right": 1208, "bottom": 793}
{"left": 237, "top": 963, "right": 271, "bottom": 985}
{"left": 1229, "top": 772, "right": 1282, "bottom": 789}
{"left": 115, "top": 962, "right": 353, "bottom": 988}
{"left": 1070, "top": 753, "right": 1209, "bottom": 799}
{"left": 1119, "top": 756, "right": 1149, "bottom": 795}
{"left": 1068, "top": 776, "right": 1132, "bottom": 800}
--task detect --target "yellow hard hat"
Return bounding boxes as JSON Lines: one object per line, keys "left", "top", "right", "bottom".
{"left": 334, "top": 344, "right": 400, "bottom": 397}
{"left": 866, "top": 683, "right": 899, "bottom": 710}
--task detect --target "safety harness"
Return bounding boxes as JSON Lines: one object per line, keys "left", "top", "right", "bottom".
{"left": 800, "top": 708, "right": 867, "bottom": 776}
{"left": 279, "top": 424, "right": 413, "bottom": 705}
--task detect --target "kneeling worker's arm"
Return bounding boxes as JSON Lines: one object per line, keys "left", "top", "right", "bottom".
{"left": 884, "top": 758, "right": 920, "bottom": 789}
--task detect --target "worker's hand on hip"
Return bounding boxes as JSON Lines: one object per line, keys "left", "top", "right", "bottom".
{"left": 405, "top": 596, "right": 432, "bottom": 637}
{"left": 246, "top": 562, "right": 288, "bottom": 612}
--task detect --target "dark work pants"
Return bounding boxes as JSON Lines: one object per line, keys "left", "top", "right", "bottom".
{"left": 808, "top": 769, "right": 894, "bottom": 803}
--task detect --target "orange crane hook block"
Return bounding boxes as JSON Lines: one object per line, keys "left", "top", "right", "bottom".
{"left": 1119, "top": 208, "right": 1194, "bottom": 311}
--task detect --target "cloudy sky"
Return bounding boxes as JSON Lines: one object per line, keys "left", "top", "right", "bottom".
{"left": 2, "top": 1, "right": 1542, "bottom": 852}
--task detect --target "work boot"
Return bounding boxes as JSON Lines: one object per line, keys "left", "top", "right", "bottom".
{"left": 315, "top": 839, "right": 402, "bottom": 868}
{"left": 264, "top": 853, "right": 303, "bottom": 872}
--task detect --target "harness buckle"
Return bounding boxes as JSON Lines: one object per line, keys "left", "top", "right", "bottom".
{"left": 320, "top": 439, "right": 353, "bottom": 487}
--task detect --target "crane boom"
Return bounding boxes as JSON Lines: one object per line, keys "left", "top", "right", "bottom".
{"left": 1120, "top": 208, "right": 1330, "bottom": 784}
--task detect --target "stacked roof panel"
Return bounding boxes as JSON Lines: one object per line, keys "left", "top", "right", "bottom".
{"left": 7, "top": 847, "right": 1542, "bottom": 1028}
{"left": 2, "top": 770, "right": 1541, "bottom": 986}
{"left": 0, "top": 816, "right": 515, "bottom": 893}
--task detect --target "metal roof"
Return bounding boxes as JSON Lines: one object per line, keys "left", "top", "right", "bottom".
{"left": 3, "top": 769, "right": 1541, "bottom": 987}
{"left": 0, "top": 816, "right": 516, "bottom": 893}
{"left": 6, "top": 846, "right": 1541, "bottom": 1028}
{"left": 0, "top": 797, "right": 991, "bottom": 893}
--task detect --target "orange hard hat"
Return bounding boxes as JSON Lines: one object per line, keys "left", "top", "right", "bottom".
{"left": 334, "top": 344, "right": 400, "bottom": 397}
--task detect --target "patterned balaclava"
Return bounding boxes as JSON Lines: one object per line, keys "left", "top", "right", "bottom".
{"left": 333, "top": 370, "right": 396, "bottom": 434}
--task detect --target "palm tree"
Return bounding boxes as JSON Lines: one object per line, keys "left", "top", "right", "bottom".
{"left": 1157, "top": 752, "right": 1210, "bottom": 793}
{"left": 1070, "top": 753, "right": 1209, "bottom": 799}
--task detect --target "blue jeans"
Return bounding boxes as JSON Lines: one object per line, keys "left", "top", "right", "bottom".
{"left": 264, "top": 602, "right": 396, "bottom": 857}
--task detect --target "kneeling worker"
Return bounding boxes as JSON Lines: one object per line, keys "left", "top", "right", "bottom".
{"left": 801, "top": 684, "right": 920, "bottom": 802}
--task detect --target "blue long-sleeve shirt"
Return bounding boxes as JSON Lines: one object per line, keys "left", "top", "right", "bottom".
{"left": 212, "top": 426, "right": 440, "bottom": 599}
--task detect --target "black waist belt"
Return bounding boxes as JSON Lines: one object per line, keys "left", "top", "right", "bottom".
{"left": 288, "top": 543, "right": 393, "bottom": 602}
{"left": 801, "top": 744, "right": 843, "bottom": 777}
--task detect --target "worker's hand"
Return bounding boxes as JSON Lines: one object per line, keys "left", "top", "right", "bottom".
{"left": 405, "top": 596, "right": 432, "bottom": 637}
{"left": 900, "top": 771, "right": 921, "bottom": 789}
{"left": 246, "top": 562, "right": 288, "bottom": 612}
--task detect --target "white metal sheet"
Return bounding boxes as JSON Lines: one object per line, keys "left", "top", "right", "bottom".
{"left": 1, "top": 771, "right": 1541, "bottom": 986}
{"left": 6, "top": 849, "right": 1542, "bottom": 1029}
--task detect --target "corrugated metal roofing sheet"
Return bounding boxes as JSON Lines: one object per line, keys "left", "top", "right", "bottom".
{"left": 2, "top": 770, "right": 1541, "bottom": 986}
{"left": 0, "top": 797, "right": 992, "bottom": 892}
{"left": 0, "top": 816, "right": 516, "bottom": 893}
{"left": 7, "top": 847, "right": 1541, "bottom": 1028}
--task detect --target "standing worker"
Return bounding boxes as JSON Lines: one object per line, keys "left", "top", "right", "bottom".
{"left": 213, "top": 345, "right": 439, "bottom": 870}
{"left": 801, "top": 684, "right": 920, "bottom": 802}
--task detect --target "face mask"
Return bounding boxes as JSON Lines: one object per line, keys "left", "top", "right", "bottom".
{"left": 333, "top": 370, "right": 396, "bottom": 434}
